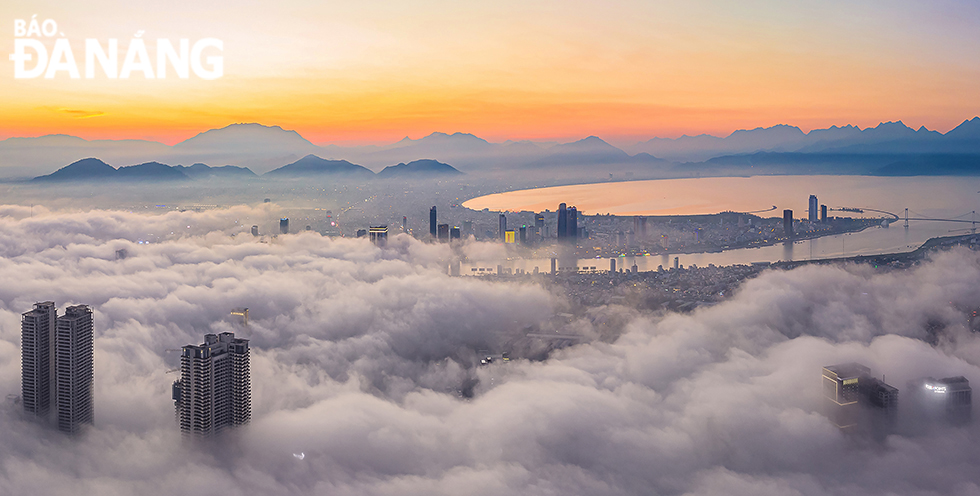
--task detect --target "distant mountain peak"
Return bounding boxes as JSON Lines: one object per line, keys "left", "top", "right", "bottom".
{"left": 264, "top": 154, "right": 374, "bottom": 177}
{"left": 377, "top": 158, "right": 463, "bottom": 178}
{"left": 174, "top": 123, "right": 317, "bottom": 150}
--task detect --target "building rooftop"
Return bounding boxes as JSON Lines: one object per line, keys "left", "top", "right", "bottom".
{"left": 822, "top": 362, "right": 871, "bottom": 381}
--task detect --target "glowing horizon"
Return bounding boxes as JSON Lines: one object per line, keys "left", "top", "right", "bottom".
{"left": 3, "top": 0, "right": 980, "bottom": 146}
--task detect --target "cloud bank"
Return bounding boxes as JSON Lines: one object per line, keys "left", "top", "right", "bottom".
{"left": 0, "top": 205, "right": 979, "bottom": 495}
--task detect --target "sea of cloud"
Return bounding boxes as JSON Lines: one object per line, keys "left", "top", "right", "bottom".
{"left": 0, "top": 204, "right": 979, "bottom": 495}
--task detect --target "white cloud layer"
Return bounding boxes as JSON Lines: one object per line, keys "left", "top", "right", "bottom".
{"left": 1, "top": 205, "right": 979, "bottom": 495}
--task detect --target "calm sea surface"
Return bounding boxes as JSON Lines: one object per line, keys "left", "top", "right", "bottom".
{"left": 461, "top": 175, "right": 980, "bottom": 270}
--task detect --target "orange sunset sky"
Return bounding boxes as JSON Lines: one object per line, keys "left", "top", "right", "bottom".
{"left": 3, "top": 0, "right": 980, "bottom": 146}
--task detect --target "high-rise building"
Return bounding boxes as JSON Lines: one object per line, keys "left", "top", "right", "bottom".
{"left": 504, "top": 230, "right": 516, "bottom": 244}
{"left": 173, "top": 332, "right": 250, "bottom": 437}
{"left": 429, "top": 206, "right": 437, "bottom": 238}
{"left": 809, "top": 195, "right": 818, "bottom": 222}
{"left": 569, "top": 207, "right": 578, "bottom": 241}
{"left": 279, "top": 218, "right": 289, "bottom": 235}
{"left": 534, "top": 213, "right": 545, "bottom": 230}
{"left": 822, "top": 363, "right": 868, "bottom": 429}
{"left": 369, "top": 225, "right": 388, "bottom": 247}
{"left": 783, "top": 209, "right": 794, "bottom": 237}
{"left": 22, "top": 302, "right": 57, "bottom": 418}
{"left": 820, "top": 205, "right": 828, "bottom": 223}
{"left": 557, "top": 203, "right": 567, "bottom": 240}
{"left": 633, "top": 216, "right": 647, "bottom": 240}
{"left": 230, "top": 308, "right": 249, "bottom": 327}
{"left": 438, "top": 223, "right": 450, "bottom": 242}
{"left": 450, "top": 226, "right": 461, "bottom": 240}
{"left": 56, "top": 305, "right": 94, "bottom": 434}
{"left": 250, "top": 225, "right": 259, "bottom": 237}
{"left": 908, "top": 376, "right": 972, "bottom": 424}
{"left": 519, "top": 225, "right": 527, "bottom": 244}
{"left": 498, "top": 214, "right": 507, "bottom": 240}
{"left": 402, "top": 216, "right": 407, "bottom": 233}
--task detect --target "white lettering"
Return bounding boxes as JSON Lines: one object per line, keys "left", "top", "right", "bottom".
{"left": 191, "top": 38, "right": 222, "bottom": 80}
{"left": 14, "top": 19, "right": 26, "bottom": 37}
{"left": 157, "top": 39, "right": 189, "bottom": 79}
{"left": 85, "top": 39, "right": 117, "bottom": 78}
{"left": 9, "top": 38, "right": 47, "bottom": 78}
{"left": 41, "top": 19, "right": 57, "bottom": 37}
{"left": 26, "top": 16, "right": 41, "bottom": 37}
{"left": 44, "top": 38, "right": 79, "bottom": 78}
{"left": 119, "top": 38, "right": 154, "bottom": 79}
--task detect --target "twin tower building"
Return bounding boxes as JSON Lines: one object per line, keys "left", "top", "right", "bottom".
{"left": 21, "top": 302, "right": 94, "bottom": 433}
{"left": 22, "top": 301, "right": 250, "bottom": 437}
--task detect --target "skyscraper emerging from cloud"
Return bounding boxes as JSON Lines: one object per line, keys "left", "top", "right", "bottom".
{"left": 430, "top": 206, "right": 437, "bottom": 238}
{"left": 56, "top": 305, "right": 94, "bottom": 434}
{"left": 557, "top": 203, "right": 567, "bottom": 240}
{"left": 22, "top": 301, "right": 57, "bottom": 418}
{"left": 809, "top": 195, "right": 818, "bottom": 222}
{"left": 173, "top": 332, "right": 251, "bottom": 437}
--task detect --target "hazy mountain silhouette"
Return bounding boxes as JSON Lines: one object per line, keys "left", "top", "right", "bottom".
{"left": 3, "top": 136, "right": 170, "bottom": 179}
{"left": 115, "top": 162, "right": 190, "bottom": 180}
{"left": 9, "top": 117, "right": 980, "bottom": 180}
{"left": 31, "top": 159, "right": 263, "bottom": 182}
{"left": 347, "top": 132, "right": 507, "bottom": 170}
{"left": 32, "top": 157, "right": 117, "bottom": 182}
{"left": 630, "top": 124, "right": 807, "bottom": 162}
{"left": 377, "top": 159, "right": 463, "bottom": 178}
{"left": 264, "top": 154, "right": 375, "bottom": 178}
{"left": 173, "top": 163, "right": 257, "bottom": 179}
{"left": 528, "top": 136, "right": 630, "bottom": 167}
{"left": 631, "top": 120, "right": 980, "bottom": 162}
{"left": 170, "top": 123, "right": 321, "bottom": 174}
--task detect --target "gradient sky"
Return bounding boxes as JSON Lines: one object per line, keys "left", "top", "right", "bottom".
{"left": 2, "top": 0, "right": 980, "bottom": 145}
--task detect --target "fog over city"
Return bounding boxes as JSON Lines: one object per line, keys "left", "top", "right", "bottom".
{"left": 0, "top": 204, "right": 979, "bottom": 495}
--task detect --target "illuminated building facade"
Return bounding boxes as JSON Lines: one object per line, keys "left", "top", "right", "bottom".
{"left": 822, "top": 363, "right": 868, "bottom": 429}
{"left": 369, "top": 225, "right": 388, "bottom": 247}
{"left": 908, "top": 376, "right": 972, "bottom": 424}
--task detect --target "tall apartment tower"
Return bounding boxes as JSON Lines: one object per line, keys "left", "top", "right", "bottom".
{"left": 783, "top": 209, "right": 794, "bottom": 238}
{"left": 429, "top": 206, "right": 437, "bottom": 238}
{"left": 568, "top": 206, "right": 578, "bottom": 241}
{"left": 498, "top": 214, "right": 507, "bottom": 240}
{"left": 22, "top": 301, "right": 57, "bottom": 417}
{"left": 279, "top": 218, "right": 289, "bottom": 235}
{"left": 173, "top": 332, "right": 251, "bottom": 437}
{"left": 809, "top": 195, "right": 818, "bottom": 222}
{"left": 56, "top": 305, "right": 94, "bottom": 433}
{"left": 557, "top": 203, "right": 568, "bottom": 240}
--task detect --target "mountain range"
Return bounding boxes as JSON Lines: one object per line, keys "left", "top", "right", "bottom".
{"left": 5, "top": 118, "right": 980, "bottom": 180}
{"left": 30, "top": 156, "right": 463, "bottom": 182}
